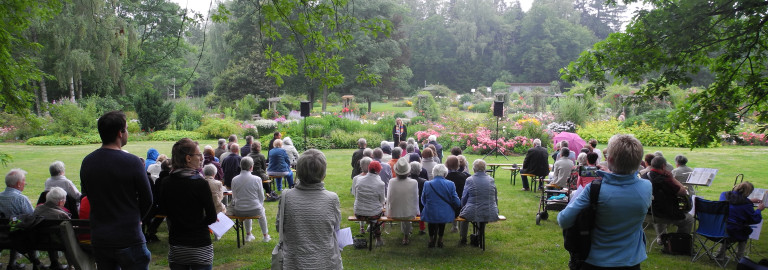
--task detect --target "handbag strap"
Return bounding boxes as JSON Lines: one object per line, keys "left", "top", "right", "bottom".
{"left": 427, "top": 181, "right": 457, "bottom": 208}
{"left": 278, "top": 189, "right": 289, "bottom": 244}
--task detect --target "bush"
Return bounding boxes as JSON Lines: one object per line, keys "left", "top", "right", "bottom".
{"left": 469, "top": 101, "right": 492, "bottom": 113}
{"left": 149, "top": 130, "right": 205, "bottom": 141}
{"left": 0, "top": 112, "right": 45, "bottom": 140}
{"left": 196, "top": 117, "right": 241, "bottom": 139}
{"left": 329, "top": 129, "right": 385, "bottom": 149}
{"left": 253, "top": 119, "right": 278, "bottom": 136}
{"left": 127, "top": 121, "right": 142, "bottom": 133}
{"left": 133, "top": 88, "right": 173, "bottom": 131}
{"left": 47, "top": 100, "right": 97, "bottom": 136}
{"left": 622, "top": 109, "right": 673, "bottom": 130}
{"left": 410, "top": 116, "right": 427, "bottom": 124}
{"left": 172, "top": 99, "right": 203, "bottom": 131}
{"left": 26, "top": 134, "right": 101, "bottom": 145}
{"left": 577, "top": 120, "right": 697, "bottom": 148}
{"left": 554, "top": 97, "right": 591, "bottom": 126}
{"left": 80, "top": 95, "right": 123, "bottom": 116}
{"left": 235, "top": 94, "right": 259, "bottom": 121}
{"left": 243, "top": 127, "right": 258, "bottom": 138}
{"left": 393, "top": 112, "right": 407, "bottom": 119}
{"left": 412, "top": 91, "right": 440, "bottom": 121}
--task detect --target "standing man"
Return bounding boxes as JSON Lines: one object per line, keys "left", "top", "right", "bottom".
{"left": 81, "top": 111, "right": 153, "bottom": 269}
{"left": 520, "top": 139, "right": 549, "bottom": 191}
{"left": 351, "top": 138, "right": 367, "bottom": 179}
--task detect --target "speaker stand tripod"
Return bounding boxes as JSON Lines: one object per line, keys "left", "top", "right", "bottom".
{"left": 483, "top": 116, "right": 509, "bottom": 160}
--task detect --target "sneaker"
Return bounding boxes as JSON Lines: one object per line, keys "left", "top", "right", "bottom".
{"left": 451, "top": 227, "right": 458, "bottom": 233}
{"left": 263, "top": 235, "right": 272, "bottom": 242}
{"left": 245, "top": 234, "right": 256, "bottom": 242}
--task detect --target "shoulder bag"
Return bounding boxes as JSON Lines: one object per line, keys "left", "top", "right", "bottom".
{"left": 428, "top": 182, "right": 460, "bottom": 217}
{"left": 563, "top": 180, "right": 602, "bottom": 270}
{"left": 271, "top": 190, "right": 289, "bottom": 270}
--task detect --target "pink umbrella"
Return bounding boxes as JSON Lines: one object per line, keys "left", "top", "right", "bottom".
{"left": 552, "top": 132, "right": 586, "bottom": 153}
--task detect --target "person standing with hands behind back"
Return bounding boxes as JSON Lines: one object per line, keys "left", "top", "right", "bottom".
{"left": 80, "top": 111, "right": 153, "bottom": 269}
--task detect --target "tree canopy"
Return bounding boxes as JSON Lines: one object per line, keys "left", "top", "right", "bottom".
{"left": 561, "top": 0, "right": 768, "bottom": 147}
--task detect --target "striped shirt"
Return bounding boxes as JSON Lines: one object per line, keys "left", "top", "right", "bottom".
{"left": 168, "top": 244, "right": 213, "bottom": 265}
{"left": 0, "top": 188, "right": 34, "bottom": 218}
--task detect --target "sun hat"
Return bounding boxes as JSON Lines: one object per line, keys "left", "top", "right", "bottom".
{"left": 394, "top": 158, "right": 410, "bottom": 176}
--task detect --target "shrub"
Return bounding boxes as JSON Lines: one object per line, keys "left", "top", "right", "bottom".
{"left": 253, "top": 119, "right": 278, "bottom": 136}
{"left": 80, "top": 95, "right": 122, "bottom": 116}
{"left": 393, "top": 112, "right": 407, "bottom": 119}
{"left": 470, "top": 101, "right": 492, "bottom": 113}
{"left": 554, "top": 97, "right": 591, "bottom": 126}
{"left": 26, "top": 134, "right": 101, "bottom": 145}
{"left": 410, "top": 116, "right": 427, "bottom": 124}
{"left": 172, "top": 99, "right": 203, "bottom": 131}
{"left": 329, "top": 129, "right": 385, "bottom": 149}
{"left": 133, "top": 88, "right": 173, "bottom": 131}
{"left": 243, "top": 127, "right": 258, "bottom": 138}
{"left": 412, "top": 91, "right": 440, "bottom": 121}
{"left": 127, "top": 121, "right": 142, "bottom": 133}
{"left": 621, "top": 109, "right": 673, "bottom": 130}
{"left": 235, "top": 94, "right": 259, "bottom": 121}
{"left": 327, "top": 92, "right": 341, "bottom": 104}
{"left": 0, "top": 112, "right": 45, "bottom": 140}
{"left": 149, "top": 130, "right": 205, "bottom": 141}
{"left": 196, "top": 117, "right": 241, "bottom": 139}
{"left": 47, "top": 100, "right": 97, "bottom": 136}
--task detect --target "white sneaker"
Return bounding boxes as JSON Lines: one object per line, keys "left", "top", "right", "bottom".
{"left": 245, "top": 234, "right": 256, "bottom": 242}
{"left": 263, "top": 235, "right": 272, "bottom": 242}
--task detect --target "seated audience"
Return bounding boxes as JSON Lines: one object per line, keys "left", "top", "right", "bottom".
{"left": 717, "top": 181, "right": 764, "bottom": 261}
{"left": 351, "top": 138, "right": 367, "bottom": 179}
{"left": 551, "top": 148, "right": 574, "bottom": 189}
{"left": 372, "top": 148, "right": 392, "bottom": 194}
{"left": 653, "top": 151, "right": 675, "bottom": 171}
{"left": 160, "top": 138, "right": 217, "bottom": 269}
{"left": 247, "top": 141, "right": 276, "bottom": 199}
{"left": 409, "top": 161, "right": 428, "bottom": 235}
{"left": 145, "top": 148, "right": 159, "bottom": 170}
{"left": 221, "top": 143, "right": 242, "bottom": 188}
{"left": 445, "top": 156, "right": 469, "bottom": 232}
{"left": 33, "top": 187, "right": 69, "bottom": 270}
{"left": 388, "top": 147, "right": 402, "bottom": 176}
{"left": 240, "top": 136, "right": 253, "bottom": 157}
{"left": 232, "top": 157, "right": 270, "bottom": 242}
{"left": 267, "top": 139, "right": 295, "bottom": 191}
{"left": 380, "top": 144, "right": 393, "bottom": 164}
{"left": 521, "top": 139, "right": 549, "bottom": 191}
{"left": 459, "top": 159, "right": 499, "bottom": 245}
{"left": 352, "top": 157, "right": 373, "bottom": 194}
{"left": 203, "top": 164, "right": 226, "bottom": 215}
{"left": 352, "top": 161, "right": 386, "bottom": 246}
{"left": 215, "top": 139, "right": 227, "bottom": 159}
{"left": 671, "top": 155, "right": 693, "bottom": 184}
{"left": 276, "top": 149, "right": 342, "bottom": 269}
{"left": 2, "top": 169, "right": 43, "bottom": 270}
{"left": 426, "top": 135, "right": 444, "bottom": 162}
{"left": 44, "top": 160, "right": 81, "bottom": 204}
{"left": 588, "top": 139, "right": 602, "bottom": 162}
{"left": 421, "top": 164, "right": 461, "bottom": 248}
{"left": 576, "top": 152, "right": 603, "bottom": 188}
{"left": 387, "top": 158, "right": 420, "bottom": 245}
{"left": 202, "top": 148, "right": 223, "bottom": 181}
{"left": 420, "top": 148, "right": 438, "bottom": 180}
{"left": 648, "top": 156, "right": 694, "bottom": 238}
{"left": 282, "top": 137, "right": 300, "bottom": 167}
{"left": 147, "top": 154, "right": 169, "bottom": 182}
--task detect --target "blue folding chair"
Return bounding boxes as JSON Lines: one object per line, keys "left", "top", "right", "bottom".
{"left": 691, "top": 197, "right": 734, "bottom": 268}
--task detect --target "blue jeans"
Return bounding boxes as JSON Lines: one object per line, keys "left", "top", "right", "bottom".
{"left": 169, "top": 263, "right": 213, "bottom": 270}
{"left": 93, "top": 243, "right": 151, "bottom": 270}
{"left": 275, "top": 171, "right": 294, "bottom": 191}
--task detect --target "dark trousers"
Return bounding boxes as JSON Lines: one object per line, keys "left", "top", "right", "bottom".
{"left": 582, "top": 263, "right": 641, "bottom": 270}
{"left": 427, "top": 223, "right": 446, "bottom": 239}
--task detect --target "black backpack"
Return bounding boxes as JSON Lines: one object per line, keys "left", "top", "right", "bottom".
{"left": 563, "top": 180, "right": 602, "bottom": 270}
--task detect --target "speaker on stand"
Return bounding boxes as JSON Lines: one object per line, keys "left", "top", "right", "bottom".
{"left": 300, "top": 101, "right": 310, "bottom": 150}
{"left": 483, "top": 101, "right": 509, "bottom": 160}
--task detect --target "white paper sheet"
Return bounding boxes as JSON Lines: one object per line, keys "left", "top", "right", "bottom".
{"left": 336, "top": 227, "right": 353, "bottom": 250}
{"left": 749, "top": 221, "right": 762, "bottom": 240}
{"left": 208, "top": 212, "right": 235, "bottom": 238}
{"left": 686, "top": 168, "right": 718, "bottom": 186}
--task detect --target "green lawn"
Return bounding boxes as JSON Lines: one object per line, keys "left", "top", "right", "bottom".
{"left": 0, "top": 141, "right": 766, "bottom": 269}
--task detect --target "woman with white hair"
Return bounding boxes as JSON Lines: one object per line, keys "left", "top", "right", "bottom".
{"left": 203, "top": 164, "right": 226, "bottom": 214}
{"left": 45, "top": 161, "right": 81, "bottom": 201}
{"left": 387, "top": 158, "right": 420, "bottom": 245}
{"left": 282, "top": 137, "right": 300, "bottom": 167}
{"left": 352, "top": 160, "right": 386, "bottom": 245}
{"left": 33, "top": 186, "right": 70, "bottom": 270}
{"left": 276, "top": 149, "right": 342, "bottom": 269}
{"left": 351, "top": 157, "right": 372, "bottom": 195}
{"left": 232, "top": 157, "right": 270, "bottom": 242}
{"left": 421, "top": 164, "right": 461, "bottom": 248}
{"left": 458, "top": 159, "right": 499, "bottom": 246}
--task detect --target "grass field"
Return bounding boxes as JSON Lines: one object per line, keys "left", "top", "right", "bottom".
{"left": 0, "top": 141, "right": 766, "bottom": 269}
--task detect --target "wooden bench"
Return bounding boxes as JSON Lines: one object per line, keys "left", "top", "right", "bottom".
{"left": 0, "top": 218, "right": 95, "bottom": 269}
{"left": 268, "top": 175, "right": 292, "bottom": 191}
{"left": 347, "top": 215, "right": 506, "bottom": 251}
{"left": 521, "top": 174, "right": 547, "bottom": 192}
{"left": 227, "top": 215, "right": 261, "bottom": 248}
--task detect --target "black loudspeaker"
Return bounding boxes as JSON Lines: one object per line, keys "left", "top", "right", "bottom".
{"left": 300, "top": 101, "right": 310, "bottom": 117}
{"left": 493, "top": 101, "right": 504, "bottom": 117}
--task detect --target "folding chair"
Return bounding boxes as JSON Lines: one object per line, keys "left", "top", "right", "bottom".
{"left": 691, "top": 197, "right": 735, "bottom": 268}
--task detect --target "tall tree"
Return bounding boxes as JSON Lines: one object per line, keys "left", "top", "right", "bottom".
{"left": 561, "top": 0, "right": 768, "bottom": 147}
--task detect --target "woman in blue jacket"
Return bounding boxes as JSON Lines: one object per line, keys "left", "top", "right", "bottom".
{"left": 421, "top": 164, "right": 461, "bottom": 248}
{"left": 267, "top": 139, "right": 295, "bottom": 190}
{"left": 718, "top": 181, "right": 764, "bottom": 260}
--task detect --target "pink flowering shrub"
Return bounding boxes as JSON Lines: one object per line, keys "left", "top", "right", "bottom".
{"left": 737, "top": 132, "right": 768, "bottom": 146}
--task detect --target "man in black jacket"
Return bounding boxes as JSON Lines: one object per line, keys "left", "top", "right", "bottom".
{"left": 521, "top": 139, "right": 550, "bottom": 191}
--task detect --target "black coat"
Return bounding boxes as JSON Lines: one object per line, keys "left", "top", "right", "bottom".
{"left": 522, "top": 146, "right": 550, "bottom": 176}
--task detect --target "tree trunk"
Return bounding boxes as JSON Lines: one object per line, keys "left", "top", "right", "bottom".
{"left": 367, "top": 98, "right": 372, "bottom": 113}
{"left": 32, "top": 81, "right": 40, "bottom": 116}
{"left": 69, "top": 76, "right": 76, "bottom": 102}
{"left": 308, "top": 88, "right": 315, "bottom": 111}
{"left": 40, "top": 76, "right": 48, "bottom": 113}
{"left": 321, "top": 84, "right": 327, "bottom": 112}
{"left": 77, "top": 75, "right": 83, "bottom": 100}
{"left": 119, "top": 77, "right": 126, "bottom": 96}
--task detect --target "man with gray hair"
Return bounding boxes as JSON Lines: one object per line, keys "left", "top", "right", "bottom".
{"left": 351, "top": 138, "right": 367, "bottom": 179}
{"left": 671, "top": 155, "right": 694, "bottom": 190}
{"left": 1, "top": 169, "right": 42, "bottom": 269}
{"left": 653, "top": 151, "right": 675, "bottom": 171}
{"left": 241, "top": 136, "right": 254, "bottom": 157}
{"left": 45, "top": 161, "right": 81, "bottom": 201}
{"left": 372, "top": 148, "right": 392, "bottom": 192}
{"left": 215, "top": 138, "right": 227, "bottom": 159}
{"left": 231, "top": 156, "right": 270, "bottom": 242}
{"left": 521, "top": 138, "right": 549, "bottom": 191}
{"left": 427, "top": 135, "right": 444, "bottom": 163}
{"left": 221, "top": 143, "right": 242, "bottom": 188}
{"left": 558, "top": 134, "right": 652, "bottom": 269}
{"left": 33, "top": 187, "right": 70, "bottom": 270}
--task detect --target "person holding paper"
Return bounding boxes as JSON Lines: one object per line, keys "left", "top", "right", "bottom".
{"left": 717, "top": 181, "right": 765, "bottom": 261}
{"left": 648, "top": 156, "right": 694, "bottom": 237}
{"left": 160, "top": 138, "right": 217, "bottom": 269}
